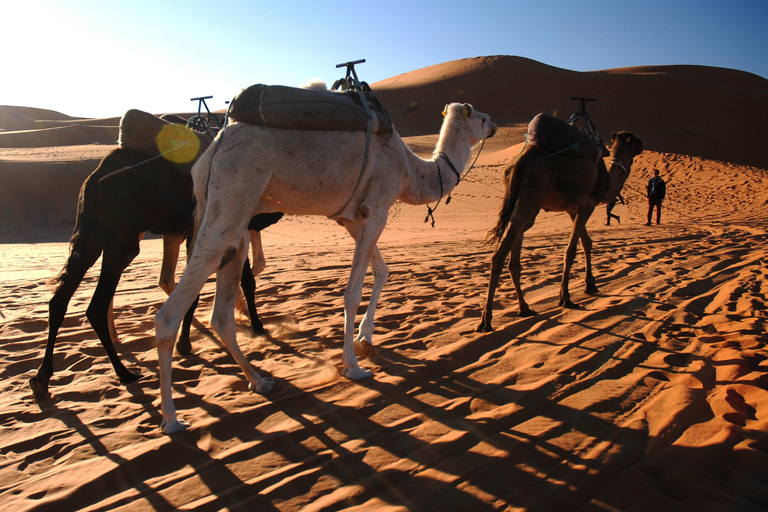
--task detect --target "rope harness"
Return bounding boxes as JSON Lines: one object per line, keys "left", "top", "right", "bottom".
{"left": 424, "top": 139, "right": 486, "bottom": 227}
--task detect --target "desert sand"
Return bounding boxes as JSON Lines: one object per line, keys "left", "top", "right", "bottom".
{"left": 1, "top": 56, "right": 767, "bottom": 511}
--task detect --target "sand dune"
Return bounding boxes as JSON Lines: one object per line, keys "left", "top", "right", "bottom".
{"left": 373, "top": 55, "right": 768, "bottom": 169}
{"left": 1, "top": 56, "right": 767, "bottom": 510}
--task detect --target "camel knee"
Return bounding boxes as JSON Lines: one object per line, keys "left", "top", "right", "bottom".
{"left": 158, "top": 274, "right": 175, "bottom": 296}
{"left": 155, "top": 308, "right": 180, "bottom": 341}
{"left": 344, "top": 287, "right": 363, "bottom": 311}
{"left": 219, "top": 246, "right": 238, "bottom": 270}
{"left": 251, "top": 253, "right": 266, "bottom": 277}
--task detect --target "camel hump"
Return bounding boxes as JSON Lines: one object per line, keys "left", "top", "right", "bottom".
{"left": 527, "top": 113, "right": 608, "bottom": 158}
{"left": 228, "top": 84, "right": 393, "bottom": 134}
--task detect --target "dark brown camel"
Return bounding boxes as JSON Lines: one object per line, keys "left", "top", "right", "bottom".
{"left": 477, "top": 124, "right": 643, "bottom": 332}
{"left": 28, "top": 144, "right": 282, "bottom": 402}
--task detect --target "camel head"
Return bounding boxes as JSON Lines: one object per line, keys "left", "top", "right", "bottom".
{"left": 610, "top": 131, "right": 643, "bottom": 166}
{"left": 439, "top": 103, "right": 497, "bottom": 148}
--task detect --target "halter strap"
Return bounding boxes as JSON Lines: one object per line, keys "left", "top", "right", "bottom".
{"left": 612, "top": 159, "right": 628, "bottom": 174}
{"left": 438, "top": 152, "right": 461, "bottom": 183}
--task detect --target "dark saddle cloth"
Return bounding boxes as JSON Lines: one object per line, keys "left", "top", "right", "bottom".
{"left": 228, "top": 84, "right": 392, "bottom": 134}
{"left": 527, "top": 113, "right": 608, "bottom": 159}
{"left": 118, "top": 109, "right": 211, "bottom": 173}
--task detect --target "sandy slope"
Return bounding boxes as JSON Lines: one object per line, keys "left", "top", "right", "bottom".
{"left": 1, "top": 56, "right": 768, "bottom": 511}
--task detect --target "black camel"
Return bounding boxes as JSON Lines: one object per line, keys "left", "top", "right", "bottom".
{"left": 29, "top": 145, "right": 282, "bottom": 402}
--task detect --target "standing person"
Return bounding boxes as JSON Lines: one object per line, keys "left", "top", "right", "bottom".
{"left": 606, "top": 193, "right": 625, "bottom": 225}
{"left": 646, "top": 169, "right": 666, "bottom": 225}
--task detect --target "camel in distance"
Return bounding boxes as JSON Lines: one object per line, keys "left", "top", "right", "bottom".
{"left": 154, "top": 102, "right": 497, "bottom": 434}
{"left": 477, "top": 123, "right": 643, "bottom": 333}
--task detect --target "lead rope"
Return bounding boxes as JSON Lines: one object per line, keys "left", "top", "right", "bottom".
{"left": 424, "top": 139, "right": 487, "bottom": 227}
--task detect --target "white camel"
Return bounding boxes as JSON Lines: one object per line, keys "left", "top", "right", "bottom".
{"left": 153, "top": 102, "right": 497, "bottom": 433}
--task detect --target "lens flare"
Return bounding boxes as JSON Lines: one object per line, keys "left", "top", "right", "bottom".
{"left": 156, "top": 124, "right": 200, "bottom": 164}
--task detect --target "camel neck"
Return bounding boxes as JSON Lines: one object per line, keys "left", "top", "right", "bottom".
{"left": 604, "top": 155, "right": 632, "bottom": 203}
{"left": 399, "top": 150, "right": 466, "bottom": 206}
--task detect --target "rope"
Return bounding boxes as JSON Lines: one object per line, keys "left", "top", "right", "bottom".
{"left": 424, "top": 161, "right": 445, "bottom": 227}
{"left": 117, "top": 139, "right": 187, "bottom": 172}
{"left": 424, "top": 139, "right": 488, "bottom": 227}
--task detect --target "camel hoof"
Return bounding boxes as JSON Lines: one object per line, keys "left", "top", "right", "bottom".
{"left": 251, "top": 321, "right": 266, "bottom": 336}
{"left": 249, "top": 377, "right": 276, "bottom": 394}
{"left": 342, "top": 366, "right": 373, "bottom": 380}
{"left": 176, "top": 337, "right": 192, "bottom": 356}
{"left": 29, "top": 376, "right": 50, "bottom": 402}
{"left": 354, "top": 340, "right": 377, "bottom": 359}
{"left": 118, "top": 370, "right": 142, "bottom": 385}
{"left": 476, "top": 322, "right": 494, "bottom": 333}
{"left": 161, "top": 417, "right": 190, "bottom": 435}
{"left": 560, "top": 300, "right": 579, "bottom": 309}
{"left": 519, "top": 309, "right": 535, "bottom": 317}
{"left": 585, "top": 285, "right": 599, "bottom": 295}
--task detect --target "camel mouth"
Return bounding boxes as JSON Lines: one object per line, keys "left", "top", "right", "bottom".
{"left": 486, "top": 118, "right": 498, "bottom": 138}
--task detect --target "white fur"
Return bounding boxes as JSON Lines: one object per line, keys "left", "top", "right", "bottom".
{"left": 302, "top": 79, "right": 329, "bottom": 91}
{"left": 154, "top": 103, "right": 497, "bottom": 434}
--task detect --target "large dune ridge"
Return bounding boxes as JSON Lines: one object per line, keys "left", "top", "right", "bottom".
{"left": 1, "top": 56, "right": 767, "bottom": 510}
{"left": 373, "top": 55, "right": 768, "bottom": 169}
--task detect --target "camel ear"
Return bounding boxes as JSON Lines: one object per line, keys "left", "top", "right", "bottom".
{"left": 463, "top": 105, "right": 473, "bottom": 118}
{"left": 442, "top": 104, "right": 450, "bottom": 117}
{"left": 611, "top": 132, "right": 617, "bottom": 143}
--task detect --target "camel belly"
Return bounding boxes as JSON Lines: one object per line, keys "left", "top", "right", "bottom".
{"left": 254, "top": 174, "right": 356, "bottom": 217}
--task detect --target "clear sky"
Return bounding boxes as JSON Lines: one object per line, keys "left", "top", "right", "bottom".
{"left": 4, "top": 0, "right": 767, "bottom": 119}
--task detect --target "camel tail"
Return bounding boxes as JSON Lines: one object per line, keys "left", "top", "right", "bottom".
{"left": 190, "top": 141, "right": 216, "bottom": 253}
{"left": 52, "top": 176, "right": 103, "bottom": 288}
{"left": 487, "top": 160, "right": 525, "bottom": 245}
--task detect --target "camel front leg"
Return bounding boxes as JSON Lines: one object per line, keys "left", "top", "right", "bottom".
{"left": 560, "top": 211, "right": 590, "bottom": 308}
{"left": 159, "top": 235, "right": 184, "bottom": 295}
{"left": 477, "top": 232, "right": 514, "bottom": 332}
{"left": 249, "top": 229, "right": 266, "bottom": 277}
{"left": 341, "top": 213, "right": 386, "bottom": 379}
{"left": 579, "top": 227, "right": 598, "bottom": 294}
{"left": 354, "top": 246, "right": 388, "bottom": 357}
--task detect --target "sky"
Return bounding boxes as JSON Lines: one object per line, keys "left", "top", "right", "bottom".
{"left": 4, "top": 0, "right": 768, "bottom": 119}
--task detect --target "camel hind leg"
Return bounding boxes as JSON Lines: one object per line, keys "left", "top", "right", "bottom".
{"left": 155, "top": 160, "right": 274, "bottom": 433}
{"left": 478, "top": 201, "right": 541, "bottom": 332}
{"left": 30, "top": 234, "right": 102, "bottom": 401}
{"left": 209, "top": 232, "right": 275, "bottom": 393}
{"left": 85, "top": 235, "right": 143, "bottom": 385}
{"left": 477, "top": 230, "right": 515, "bottom": 332}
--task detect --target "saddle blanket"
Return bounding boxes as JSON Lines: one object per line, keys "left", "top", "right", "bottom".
{"left": 527, "top": 113, "right": 608, "bottom": 158}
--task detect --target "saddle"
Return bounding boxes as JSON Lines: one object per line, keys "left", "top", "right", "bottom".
{"left": 228, "top": 84, "right": 393, "bottom": 134}
{"left": 527, "top": 113, "right": 608, "bottom": 159}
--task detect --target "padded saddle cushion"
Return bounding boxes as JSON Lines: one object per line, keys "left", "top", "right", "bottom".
{"left": 228, "top": 84, "right": 392, "bottom": 134}
{"left": 527, "top": 113, "right": 608, "bottom": 159}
